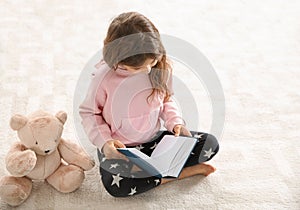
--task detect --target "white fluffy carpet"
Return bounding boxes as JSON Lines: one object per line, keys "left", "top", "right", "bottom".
{"left": 0, "top": 0, "right": 299, "bottom": 209}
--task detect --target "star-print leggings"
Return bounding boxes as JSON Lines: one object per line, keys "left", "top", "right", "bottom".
{"left": 97, "top": 130, "right": 219, "bottom": 197}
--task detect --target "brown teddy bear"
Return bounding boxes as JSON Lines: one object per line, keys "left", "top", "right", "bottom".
{"left": 0, "top": 110, "right": 95, "bottom": 206}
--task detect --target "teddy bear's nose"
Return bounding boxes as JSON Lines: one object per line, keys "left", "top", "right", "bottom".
{"left": 45, "top": 150, "right": 51, "bottom": 154}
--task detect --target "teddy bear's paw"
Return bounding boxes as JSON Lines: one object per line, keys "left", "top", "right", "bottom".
{"left": 88, "top": 158, "right": 96, "bottom": 170}
{"left": 82, "top": 157, "right": 96, "bottom": 171}
{"left": 6, "top": 150, "right": 37, "bottom": 177}
{"left": 0, "top": 176, "right": 32, "bottom": 206}
{"left": 0, "top": 185, "right": 27, "bottom": 206}
{"left": 69, "top": 155, "right": 95, "bottom": 171}
{"left": 46, "top": 164, "right": 84, "bottom": 193}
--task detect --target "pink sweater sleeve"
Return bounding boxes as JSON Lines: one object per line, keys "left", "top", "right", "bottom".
{"left": 160, "top": 97, "right": 185, "bottom": 132}
{"left": 160, "top": 71, "right": 185, "bottom": 132}
{"left": 79, "top": 65, "right": 112, "bottom": 150}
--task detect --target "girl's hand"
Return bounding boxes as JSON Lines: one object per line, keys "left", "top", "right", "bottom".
{"left": 173, "top": 124, "right": 192, "bottom": 137}
{"left": 102, "top": 140, "right": 129, "bottom": 161}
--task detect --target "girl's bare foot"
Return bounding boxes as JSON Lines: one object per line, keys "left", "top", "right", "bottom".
{"left": 195, "top": 163, "right": 216, "bottom": 176}
{"left": 161, "top": 163, "right": 216, "bottom": 184}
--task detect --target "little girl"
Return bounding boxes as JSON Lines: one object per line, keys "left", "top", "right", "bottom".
{"left": 79, "top": 12, "right": 219, "bottom": 197}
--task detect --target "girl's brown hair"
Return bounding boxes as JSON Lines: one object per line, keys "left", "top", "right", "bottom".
{"left": 103, "top": 12, "right": 171, "bottom": 102}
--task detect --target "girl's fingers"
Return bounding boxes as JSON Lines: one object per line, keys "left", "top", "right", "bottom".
{"left": 114, "top": 153, "right": 128, "bottom": 161}
{"left": 106, "top": 149, "right": 129, "bottom": 161}
{"left": 173, "top": 125, "right": 181, "bottom": 137}
{"left": 117, "top": 152, "right": 129, "bottom": 162}
{"left": 103, "top": 140, "right": 128, "bottom": 161}
{"left": 173, "top": 125, "right": 192, "bottom": 137}
{"left": 113, "top": 141, "right": 129, "bottom": 161}
{"left": 182, "top": 127, "right": 192, "bottom": 136}
{"left": 113, "top": 140, "right": 126, "bottom": 148}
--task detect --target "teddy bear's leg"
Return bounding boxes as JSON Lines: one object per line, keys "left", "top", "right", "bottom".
{"left": 46, "top": 164, "right": 84, "bottom": 193}
{"left": 0, "top": 176, "right": 32, "bottom": 206}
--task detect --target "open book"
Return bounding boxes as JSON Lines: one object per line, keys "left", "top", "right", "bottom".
{"left": 117, "top": 135, "right": 197, "bottom": 178}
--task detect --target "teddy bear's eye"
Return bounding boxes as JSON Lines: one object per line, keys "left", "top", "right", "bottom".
{"left": 35, "top": 141, "right": 38, "bottom": 145}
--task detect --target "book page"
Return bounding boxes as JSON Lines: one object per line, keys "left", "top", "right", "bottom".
{"left": 151, "top": 135, "right": 182, "bottom": 158}
{"left": 167, "top": 139, "right": 197, "bottom": 177}
{"left": 150, "top": 135, "right": 194, "bottom": 176}
{"left": 150, "top": 149, "right": 183, "bottom": 176}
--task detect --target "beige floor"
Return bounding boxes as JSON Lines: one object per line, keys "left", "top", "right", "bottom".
{"left": 0, "top": 0, "right": 299, "bottom": 209}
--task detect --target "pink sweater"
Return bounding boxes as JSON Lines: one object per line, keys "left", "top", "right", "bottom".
{"left": 79, "top": 59, "right": 184, "bottom": 150}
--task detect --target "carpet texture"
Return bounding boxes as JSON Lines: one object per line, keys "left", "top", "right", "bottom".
{"left": 0, "top": 0, "right": 299, "bottom": 209}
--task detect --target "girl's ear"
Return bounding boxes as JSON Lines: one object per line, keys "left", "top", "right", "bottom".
{"left": 10, "top": 114, "right": 28, "bottom": 131}
{"left": 55, "top": 111, "right": 67, "bottom": 125}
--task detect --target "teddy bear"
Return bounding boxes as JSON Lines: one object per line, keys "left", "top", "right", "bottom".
{"left": 0, "top": 110, "right": 95, "bottom": 206}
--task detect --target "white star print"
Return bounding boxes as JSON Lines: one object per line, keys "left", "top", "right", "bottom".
{"left": 111, "top": 173, "right": 123, "bottom": 188}
{"left": 190, "top": 152, "right": 195, "bottom": 155}
{"left": 109, "top": 163, "right": 120, "bottom": 169}
{"left": 128, "top": 187, "right": 137, "bottom": 196}
{"left": 194, "top": 133, "right": 204, "bottom": 139}
{"left": 135, "top": 145, "right": 144, "bottom": 150}
{"left": 150, "top": 142, "right": 157, "bottom": 150}
{"left": 101, "top": 157, "right": 106, "bottom": 162}
{"left": 154, "top": 179, "right": 160, "bottom": 185}
{"left": 203, "top": 148, "right": 215, "bottom": 159}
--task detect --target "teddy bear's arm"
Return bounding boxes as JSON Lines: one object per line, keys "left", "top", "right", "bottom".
{"left": 58, "top": 139, "right": 95, "bottom": 171}
{"left": 5, "top": 142, "right": 37, "bottom": 177}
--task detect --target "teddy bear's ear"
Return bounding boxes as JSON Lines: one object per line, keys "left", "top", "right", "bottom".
{"left": 10, "top": 114, "right": 28, "bottom": 130}
{"left": 55, "top": 111, "right": 67, "bottom": 124}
